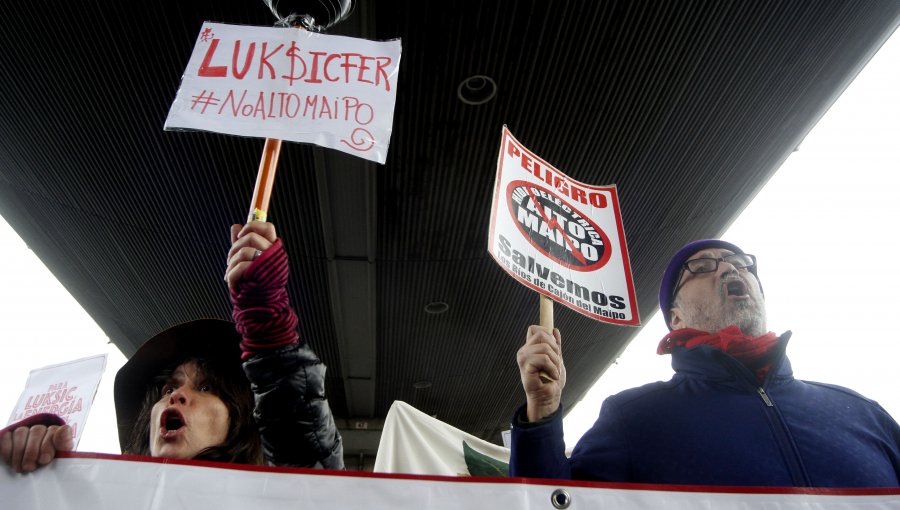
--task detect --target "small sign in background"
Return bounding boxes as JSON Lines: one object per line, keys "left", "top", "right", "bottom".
{"left": 7, "top": 353, "right": 107, "bottom": 448}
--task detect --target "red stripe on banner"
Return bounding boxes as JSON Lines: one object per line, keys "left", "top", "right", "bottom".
{"left": 54, "top": 452, "right": 899, "bottom": 496}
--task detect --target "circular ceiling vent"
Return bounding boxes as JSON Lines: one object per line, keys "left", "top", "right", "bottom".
{"left": 457, "top": 75, "right": 497, "bottom": 105}
{"left": 424, "top": 301, "right": 450, "bottom": 314}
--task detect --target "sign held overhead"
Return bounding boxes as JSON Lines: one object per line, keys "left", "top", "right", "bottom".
{"left": 488, "top": 127, "right": 639, "bottom": 326}
{"left": 165, "top": 22, "right": 402, "bottom": 164}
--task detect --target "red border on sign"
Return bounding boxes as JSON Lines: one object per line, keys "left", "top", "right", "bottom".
{"left": 488, "top": 127, "right": 640, "bottom": 326}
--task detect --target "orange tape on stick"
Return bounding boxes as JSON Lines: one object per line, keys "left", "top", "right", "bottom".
{"left": 248, "top": 138, "right": 283, "bottom": 223}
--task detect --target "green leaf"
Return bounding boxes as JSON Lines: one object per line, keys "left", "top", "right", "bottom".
{"left": 462, "top": 440, "right": 509, "bottom": 477}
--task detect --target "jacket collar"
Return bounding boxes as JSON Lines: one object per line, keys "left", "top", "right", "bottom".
{"left": 670, "top": 331, "right": 793, "bottom": 387}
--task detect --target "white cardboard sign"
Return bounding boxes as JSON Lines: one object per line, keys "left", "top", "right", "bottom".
{"left": 165, "top": 22, "right": 402, "bottom": 164}
{"left": 7, "top": 354, "right": 107, "bottom": 449}
{"left": 488, "top": 127, "right": 639, "bottom": 325}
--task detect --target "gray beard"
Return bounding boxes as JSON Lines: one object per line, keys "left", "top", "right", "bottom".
{"left": 723, "top": 300, "right": 767, "bottom": 337}
{"left": 677, "top": 296, "right": 767, "bottom": 337}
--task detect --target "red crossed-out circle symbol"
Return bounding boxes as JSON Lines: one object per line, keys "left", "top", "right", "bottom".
{"left": 506, "top": 180, "right": 611, "bottom": 272}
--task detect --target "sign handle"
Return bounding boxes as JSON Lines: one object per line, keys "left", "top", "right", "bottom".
{"left": 539, "top": 294, "right": 555, "bottom": 383}
{"left": 246, "top": 21, "right": 308, "bottom": 224}
{"left": 248, "top": 138, "right": 283, "bottom": 223}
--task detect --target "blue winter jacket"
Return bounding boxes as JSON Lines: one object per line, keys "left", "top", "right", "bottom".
{"left": 510, "top": 335, "right": 900, "bottom": 487}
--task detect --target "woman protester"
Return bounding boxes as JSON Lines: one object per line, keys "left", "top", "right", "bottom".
{"left": 1, "top": 221, "right": 343, "bottom": 472}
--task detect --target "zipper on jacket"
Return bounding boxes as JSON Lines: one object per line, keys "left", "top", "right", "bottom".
{"left": 755, "top": 385, "right": 811, "bottom": 485}
{"left": 707, "top": 344, "right": 810, "bottom": 485}
{"left": 757, "top": 387, "right": 774, "bottom": 406}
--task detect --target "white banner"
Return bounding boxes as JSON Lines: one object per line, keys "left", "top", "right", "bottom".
{"left": 7, "top": 354, "right": 107, "bottom": 448}
{"left": 3, "top": 454, "right": 897, "bottom": 509}
{"left": 375, "top": 401, "right": 510, "bottom": 476}
{"left": 165, "top": 22, "right": 402, "bottom": 164}
{"left": 488, "top": 127, "right": 639, "bottom": 325}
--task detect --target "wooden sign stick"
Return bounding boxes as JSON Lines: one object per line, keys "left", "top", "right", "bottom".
{"left": 247, "top": 21, "right": 309, "bottom": 224}
{"left": 248, "top": 138, "right": 283, "bottom": 222}
{"left": 539, "top": 294, "right": 555, "bottom": 383}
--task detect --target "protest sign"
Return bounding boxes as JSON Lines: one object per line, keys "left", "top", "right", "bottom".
{"left": 488, "top": 127, "right": 639, "bottom": 325}
{"left": 165, "top": 22, "right": 402, "bottom": 164}
{"left": 7, "top": 354, "right": 107, "bottom": 448}
{"left": 3, "top": 453, "right": 896, "bottom": 509}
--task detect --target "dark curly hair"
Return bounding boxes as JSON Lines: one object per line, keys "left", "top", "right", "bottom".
{"left": 124, "top": 356, "right": 263, "bottom": 465}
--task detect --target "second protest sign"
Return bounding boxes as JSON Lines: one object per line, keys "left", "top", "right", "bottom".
{"left": 488, "top": 127, "right": 639, "bottom": 326}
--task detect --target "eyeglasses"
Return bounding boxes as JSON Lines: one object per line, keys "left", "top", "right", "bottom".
{"left": 672, "top": 253, "right": 756, "bottom": 296}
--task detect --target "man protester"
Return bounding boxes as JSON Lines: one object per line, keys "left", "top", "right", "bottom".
{"left": 510, "top": 239, "right": 900, "bottom": 487}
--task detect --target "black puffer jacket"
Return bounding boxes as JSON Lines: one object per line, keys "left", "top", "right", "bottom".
{"left": 244, "top": 343, "right": 344, "bottom": 469}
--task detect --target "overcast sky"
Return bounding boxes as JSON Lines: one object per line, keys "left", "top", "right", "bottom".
{"left": 2, "top": 30, "right": 898, "bottom": 455}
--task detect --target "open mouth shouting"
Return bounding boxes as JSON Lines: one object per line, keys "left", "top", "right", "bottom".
{"left": 723, "top": 278, "right": 749, "bottom": 299}
{"left": 160, "top": 408, "right": 186, "bottom": 439}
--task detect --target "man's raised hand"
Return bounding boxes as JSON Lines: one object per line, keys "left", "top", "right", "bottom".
{"left": 517, "top": 325, "right": 566, "bottom": 422}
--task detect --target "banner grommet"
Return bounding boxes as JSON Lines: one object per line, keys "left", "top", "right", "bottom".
{"left": 550, "top": 488, "right": 571, "bottom": 509}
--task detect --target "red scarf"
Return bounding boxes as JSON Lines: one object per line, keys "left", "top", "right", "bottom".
{"left": 657, "top": 325, "right": 781, "bottom": 383}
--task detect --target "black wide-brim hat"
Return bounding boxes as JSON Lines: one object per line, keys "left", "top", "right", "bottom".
{"left": 113, "top": 319, "right": 243, "bottom": 453}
